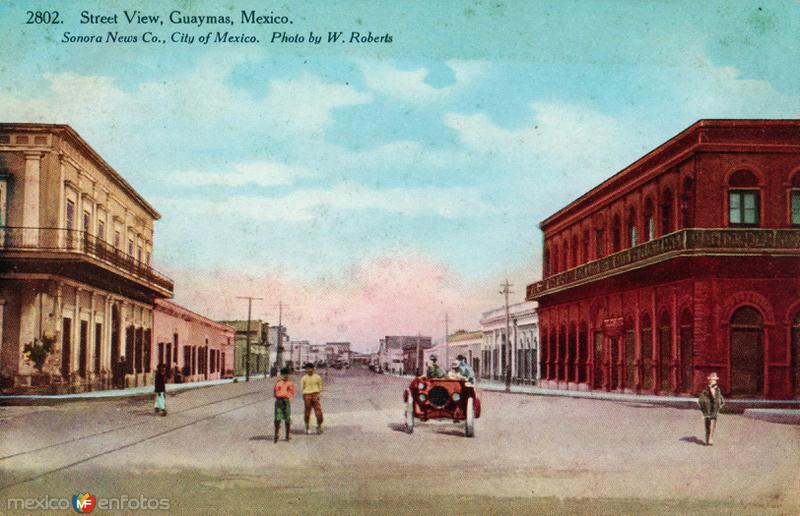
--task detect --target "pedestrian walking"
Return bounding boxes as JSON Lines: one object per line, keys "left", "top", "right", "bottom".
{"left": 273, "top": 367, "right": 296, "bottom": 442}
{"left": 698, "top": 372, "right": 725, "bottom": 445}
{"left": 154, "top": 364, "right": 167, "bottom": 416}
{"left": 301, "top": 362, "right": 324, "bottom": 434}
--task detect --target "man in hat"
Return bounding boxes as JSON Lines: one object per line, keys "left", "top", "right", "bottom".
{"left": 447, "top": 360, "right": 468, "bottom": 381}
{"left": 456, "top": 354, "right": 477, "bottom": 386}
{"left": 273, "top": 367, "right": 296, "bottom": 442}
{"left": 426, "top": 354, "right": 445, "bottom": 378}
{"left": 698, "top": 372, "right": 725, "bottom": 445}
{"left": 301, "top": 362, "right": 324, "bottom": 434}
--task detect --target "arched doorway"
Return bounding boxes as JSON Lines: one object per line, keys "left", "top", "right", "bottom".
{"left": 679, "top": 309, "right": 693, "bottom": 393}
{"left": 792, "top": 313, "right": 799, "bottom": 396}
{"left": 730, "top": 306, "right": 764, "bottom": 397}
{"left": 578, "top": 322, "right": 588, "bottom": 384}
{"left": 624, "top": 317, "right": 635, "bottom": 389}
{"left": 592, "top": 330, "right": 603, "bottom": 389}
{"left": 640, "top": 312, "right": 653, "bottom": 390}
{"left": 568, "top": 322, "right": 577, "bottom": 382}
{"left": 658, "top": 311, "right": 672, "bottom": 393}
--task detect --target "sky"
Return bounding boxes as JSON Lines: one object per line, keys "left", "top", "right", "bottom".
{"left": 1, "top": 0, "right": 798, "bottom": 351}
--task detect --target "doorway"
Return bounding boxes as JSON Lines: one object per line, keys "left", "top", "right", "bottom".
{"left": 729, "top": 306, "right": 764, "bottom": 397}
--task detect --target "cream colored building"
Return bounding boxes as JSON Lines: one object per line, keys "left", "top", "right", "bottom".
{"left": 480, "top": 301, "right": 538, "bottom": 383}
{"left": 0, "top": 123, "right": 173, "bottom": 393}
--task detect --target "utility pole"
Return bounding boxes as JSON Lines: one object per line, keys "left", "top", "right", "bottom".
{"left": 416, "top": 333, "right": 421, "bottom": 376}
{"left": 236, "top": 296, "right": 263, "bottom": 382}
{"left": 277, "top": 301, "right": 283, "bottom": 369}
{"left": 500, "top": 280, "right": 514, "bottom": 392}
{"left": 444, "top": 312, "right": 450, "bottom": 368}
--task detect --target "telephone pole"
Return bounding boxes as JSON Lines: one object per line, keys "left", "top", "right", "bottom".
{"left": 236, "top": 296, "right": 263, "bottom": 382}
{"left": 500, "top": 280, "right": 514, "bottom": 392}
{"left": 444, "top": 312, "right": 450, "bottom": 367}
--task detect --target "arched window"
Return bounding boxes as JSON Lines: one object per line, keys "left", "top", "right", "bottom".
{"left": 681, "top": 177, "right": 695, "bottom": 228}
{"left": 552, "top": 244, "right": 559, "bottom": 274}
{"left": 611, "top": 214, "right": 621, "bottom": 253}
{"left": 595, "top": 227, "right": 605, "bottom": 258}
{"left": 563, "top": 239, "right": 570, "bottom": 272}
{"left": 644, "top": 198, "right": 655, "bottom": 241}
{"left": 543, "top": 245, "right": 550, "bottom": 277}
{"left": 661, "top": 188, "right": 674, "bottom": 235}
{"left": 728, "top": 170, "right": 760, "bottom": 227}
{"left": 627, "top": 207, "right": 637, "bottom": 247}
{"left": 571, "top": 234, "right": 578, "bottom": 268}
{"left": 790, "top": 172, "right": 800, "bottom": 226}
{"left": 582, "top": 229, "right": 590, "bottom": 264}
{"left": 730, "top": 306, "right": 764, "bottom": 396}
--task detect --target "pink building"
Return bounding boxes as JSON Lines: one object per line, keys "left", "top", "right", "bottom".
{"left": 153, "top": 299, "right": 235, "bottom": 383}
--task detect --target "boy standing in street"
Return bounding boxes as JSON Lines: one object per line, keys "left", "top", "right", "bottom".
{"left": 273, "top": 367, "right": 296, "bottom": 443}
{"left": 698, "top": 372, "right": 725, "bottom": 445}
{"left": 154, "top": 364, "right": 167, "bottom": 416}
{"left": 301, "top": 362, "right": 324, "bottom": 434}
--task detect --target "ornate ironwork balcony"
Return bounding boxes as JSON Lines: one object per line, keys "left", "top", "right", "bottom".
{"left": 0, "top": 226, "right": 173, "bottom": 295}
{"left": 527, "top": 228, "right": 800, "bottom": 300}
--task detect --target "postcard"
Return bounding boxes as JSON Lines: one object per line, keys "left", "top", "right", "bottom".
{"left": 0, "top": 1, "right": 799, "bottom": 514}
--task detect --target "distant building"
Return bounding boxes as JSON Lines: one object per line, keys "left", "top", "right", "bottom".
{"left": 217, "top": 320, "right": 270, "bottom": 377}
{"left": 379, "top": 336, "right": 427, "bottom": 375}
{"left": 154, "top": 300, "right": 234, "bottom": 383}
{"left": 480, "top": 302, "right": 538, "bottom": 382}
{"left": 267, "top": 326, "right": 290, "bottom": 369}
{"left": 397, "top": 336, "right": 432, "bottom": 376}
{"left": 447, "top": 330, "right": 482, "bottom": 378}
{"left": 326, "top": 342, "right": 352, "bottom": 364}
{"left": 0, "top": 124, "right": 173, "bottom": 393}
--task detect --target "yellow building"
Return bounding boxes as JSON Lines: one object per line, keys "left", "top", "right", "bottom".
{"left": 0, "top": 123, "right": 173, "bottom": 393}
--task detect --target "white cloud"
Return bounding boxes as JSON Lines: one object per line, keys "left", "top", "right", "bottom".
{"left": 356, "top": 59, "right": 487, "bottom": 103}
{"left": 157, "top": 181, "right": 496, "bottom": 222}
{"left": 263, "top": 74, "right": 372, "bottom": 134}
{"left": 444, "top": 101, "right": 631, "bottom": 178}
{"left": 168, "top": 160, "right": 311, "bottom": 187}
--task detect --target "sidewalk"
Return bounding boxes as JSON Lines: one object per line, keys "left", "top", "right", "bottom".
{"left": 476, "top": 380, "right": 800, "bottom": 413}
{"left": 0, "top": 373, "right": 270, "bottom": 403}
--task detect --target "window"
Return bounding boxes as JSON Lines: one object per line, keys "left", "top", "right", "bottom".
{"left": 83, "top": 211, "right": 90, "bottom": 232}
{"left": 114, "top": 231, "right": 121, "bottom": 249}
{"left": 728, "top": 170, "right": 760, "bottom": 227}
{"left": 790, "top": 173, "right": 800, "bottom": 226}
{"left": 582, "top": 230, "right": 589, "bottom": 264}
{"left": 97, "top": 221, "right": 105, "bottom": 241}
{"left": 128, "top": 239, "right": 134, "bottom": 256}
{"left": 661, "top": 188, "right": 674, "bottom": 235}
{"left": 137, "top": 245, "right": 142, "bottom": 262}
{"left": 611, "top": 214, "right": 621, "bottom": 252}
{"left": 729, "top": 191, "right": 759, "bottom": 226}
{"left": 0, "top": 178, "right": 7, "bottom": 226}
{"left": 595, "top": 229, "right": 605, "bottom": 258}
{"left": 643, "top": 198, "right": 655, "bottom": 241}
{"left": 627, "top": 208, "right": 637, "bottom": 247}
{"left": 66, "top": 200, "right": 75, "bottom": 229}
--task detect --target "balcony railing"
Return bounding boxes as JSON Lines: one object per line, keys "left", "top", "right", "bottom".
{"left": 527, "top": 228, "right": 800, "bottom": 300}
{"left": 0, "top": 226, "right": 173, "bottom": 293}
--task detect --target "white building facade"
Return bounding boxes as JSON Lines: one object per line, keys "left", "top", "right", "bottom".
{"left": 480, "top": 301, "right": 538, "bottom": 383}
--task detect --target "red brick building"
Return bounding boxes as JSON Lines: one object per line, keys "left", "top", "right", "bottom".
{"left": 526, "top": 120, "right": 800, "bottom": 400}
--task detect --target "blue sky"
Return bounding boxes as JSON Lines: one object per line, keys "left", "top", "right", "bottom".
{"left": 1, "top": 1, "right": 798, "bottom": 348}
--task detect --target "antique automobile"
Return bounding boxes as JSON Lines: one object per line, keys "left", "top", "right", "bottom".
{"left": 403, "top": 376, "right": 481, "bottom": 437}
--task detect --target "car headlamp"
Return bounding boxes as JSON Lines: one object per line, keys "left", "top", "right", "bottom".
{"left": 418, "top": 382, "right": 426, "bottom": 390}
{"left": 419, "top": 394, "right": 427, "bottom": 402}
{"left": 452, "top": 393, "right": 461, "bottom": 402}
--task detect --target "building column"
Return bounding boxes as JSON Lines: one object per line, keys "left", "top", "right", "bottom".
{"left": 72, "top": 288, "right": 80, "bottom": 381}
{"left": 22, "top": 152, "right": 42, "bottom": 246}
{"left": 634, "top": 297, "right": 641, "bottom": 391}
{"left": 89, "top": 291, "right": 96, "bottom": 380}
{"left": 650, "top": 290, "right": 658, "bottom": 392}
{"left": 671, "top": 287, "right": 678, "bottom": 392}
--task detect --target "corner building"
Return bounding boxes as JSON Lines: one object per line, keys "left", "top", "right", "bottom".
{"left": 0, "top": 124, "right": 173, "bottom": 393}
{"left": 527, "top": 120, "right": 800, "bottom": 399}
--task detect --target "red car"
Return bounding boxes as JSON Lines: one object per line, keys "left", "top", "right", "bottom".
{"left": 403, "top": 376, "right": 481, "bottom": 437}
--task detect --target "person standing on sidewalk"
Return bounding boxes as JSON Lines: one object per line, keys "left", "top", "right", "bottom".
{"left": 154, "top": 364, "right": 167, "bottom": 416}
{"left": 301, "top": 362, "right": 324, "bottom": 434}
{"left": 698, "top": 372, "right": 725, "bottom": 445}
{"left": 273, "top": 367, "right": 296, "bottom": 442}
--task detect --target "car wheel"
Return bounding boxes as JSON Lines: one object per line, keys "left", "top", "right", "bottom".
{"left": 405, "top": 392, "right": 414, "bottom": 434}
{"left": 465, "top": 397, "right": 475, "bottom": 438}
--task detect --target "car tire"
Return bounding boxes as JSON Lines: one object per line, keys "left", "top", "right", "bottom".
{"left": 465, "top": 396, "right": 475, "bottom": 438}
{"left": 405, "top": 391, "right": 414, "bottom": 434}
